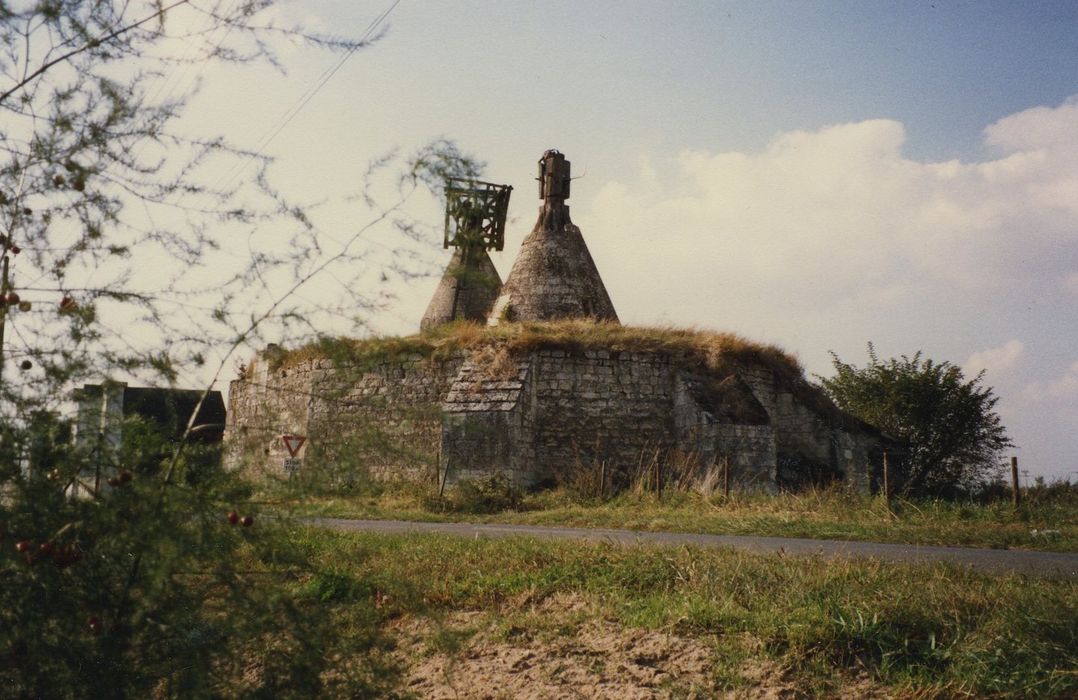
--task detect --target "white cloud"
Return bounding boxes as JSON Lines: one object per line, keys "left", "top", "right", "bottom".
{"left": 984, "top": 96, "right": 1078, "bottom": 155}
{"left": 572, "top": 97, "right": 1078, "bottom": 480}
{"left": 1024, "top": 361, "right": 1078, "bottom": 403}
{"left": 579, "top": 96, "right": 1078, "bottom": 353}
{"left": 964, "top": 340, "right": 1024, "bottom": 380}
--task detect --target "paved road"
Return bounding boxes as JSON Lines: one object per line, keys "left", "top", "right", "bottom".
{"left": 311, "top": 517, "right": 1078, "bottom": 580}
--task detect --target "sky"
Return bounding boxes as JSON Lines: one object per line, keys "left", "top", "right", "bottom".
{"left": 169, "top": 0, "right": 1078, "bottom": 481}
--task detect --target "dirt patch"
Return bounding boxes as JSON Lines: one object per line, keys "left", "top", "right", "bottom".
{"left": 388, "top": 594, "right": 888, "bottom": 699}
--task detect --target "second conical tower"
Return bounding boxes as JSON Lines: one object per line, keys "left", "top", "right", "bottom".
{"left": 421, "top": 178, "right": 513, "bottom": 330}
{"left": 420, "top": 246, "right": 502, "bottom": 330}
{"left": 489, "top": 150, "right": 618, "bottom": 324}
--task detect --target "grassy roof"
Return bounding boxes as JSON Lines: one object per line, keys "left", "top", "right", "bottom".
{"left": 277, "top": 320, "right": 804, "bottom": 381}
{"left": 269, "top": 320, "right": 854, "bottom": 425}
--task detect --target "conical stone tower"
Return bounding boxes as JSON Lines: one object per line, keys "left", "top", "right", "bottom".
{"left": 489, "top": 150, "right": 618, "bottom": 324}
{"left": 420, "top": 247, "right": 502, "bottom": 330}
{"left": 421, "top": 178, "right": 512, "bottom": 330}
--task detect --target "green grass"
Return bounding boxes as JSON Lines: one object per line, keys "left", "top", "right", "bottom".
{"left": 288, "top": 526, "right": 1078, "bottom": 698}
{"left": 274, "top": 482, "right": 1078, "bottom": 552}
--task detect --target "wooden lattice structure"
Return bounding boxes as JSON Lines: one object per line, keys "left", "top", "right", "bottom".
{"left": 443, "top": 178, "right": 513, "bottom": 252}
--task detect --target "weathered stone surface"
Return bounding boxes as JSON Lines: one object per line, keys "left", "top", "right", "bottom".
{"left": 226, "top": 339, "right": 890, "bottom": 493}
{"left": 490, "top": 208, "right": 618, "bottom": 324}
{"left": 224, "top": 350, "right": 465, "bottom": 483}
{"left": 421, "top": 247, "right": 503, "bottom": 329}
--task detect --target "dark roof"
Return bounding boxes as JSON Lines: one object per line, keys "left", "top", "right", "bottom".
{"left": 122, "top": 387, "right": 226, "bottom": 441}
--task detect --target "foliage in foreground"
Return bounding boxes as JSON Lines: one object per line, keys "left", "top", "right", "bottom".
{"left": 0, "top": 418, "right": 398, "bottom": 697}
{"left": 0, "top": 2, "right": 483, "bottom": 696}
{"left": 820, "top": 343, "right": 1011, "bottom": 497}
{"left": 296, "top": 528, "right": 1078, "bottom": 698}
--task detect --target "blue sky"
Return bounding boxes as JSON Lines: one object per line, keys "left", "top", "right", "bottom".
{"left": 176, "top": 1, "right": 1078, "bottom": 481}
{"left": 319, "top": 0, "right": 1078, "bottom": 164}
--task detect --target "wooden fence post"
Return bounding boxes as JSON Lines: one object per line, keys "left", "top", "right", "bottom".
{"left": 1011, "top": 456, "right": 1021, "bottom": 509}
{"left": 723, "top": 455, "right": 730, "bottom": 499}
{"left": 438, "top": 457, "right": 450, "bottom": 498}
{"left": 599, "top": 462, "right": 606, "bottom": 500}
{"left": 882, "top": 451, "right": 890, "bottom": 505}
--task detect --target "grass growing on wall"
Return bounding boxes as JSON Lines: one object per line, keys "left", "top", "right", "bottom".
{"left": 275, "top": 319, "right": 804, "bottom": 380}
{"left": 271, "top": 320, "right": 840, "bottom": 419}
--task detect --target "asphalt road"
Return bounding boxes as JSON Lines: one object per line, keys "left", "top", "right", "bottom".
{"left": 310, "top": 517, "right": 1078, "bottom": 580}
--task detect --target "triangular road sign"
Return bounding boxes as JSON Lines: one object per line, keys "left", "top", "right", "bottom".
{"left": 281, "top": 434, "right": 306, "bottom": 458}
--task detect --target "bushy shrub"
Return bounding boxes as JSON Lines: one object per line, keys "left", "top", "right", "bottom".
{"left": 0, "top": 414, "right": 398, "bottom": 697}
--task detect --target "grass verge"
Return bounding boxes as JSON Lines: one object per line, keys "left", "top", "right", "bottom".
{"left": 290, "top": 526, "right": 1078, "bottom": 698}
{"left": 272, "top": 482, "right": 1078, "bottom": 553}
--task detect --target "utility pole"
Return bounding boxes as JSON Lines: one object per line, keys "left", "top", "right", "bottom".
{"left": 882, "top": 450, "right": 890, "bottom": 505}
{"left": 1011, "top": 456, "right": 1021, "bottom": 509}
{"left": 0, "top": 250, "right": 8, "bottom": 389}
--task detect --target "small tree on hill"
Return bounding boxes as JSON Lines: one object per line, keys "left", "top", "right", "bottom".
{"left": 819, "top": 343, "right": 1011, "bottom": 497}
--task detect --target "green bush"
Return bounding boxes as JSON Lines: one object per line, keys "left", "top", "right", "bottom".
{"left": 0, "top": 415, "right": 398, "bottom": 697}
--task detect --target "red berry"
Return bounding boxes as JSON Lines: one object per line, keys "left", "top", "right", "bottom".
{"left": 4, "top": 292, "right": 18, "bottom": 305}
{"left": 15, "top": 540, "right": 31, "bottom": 553}
{"left": 38, "top": 541, "right": 54, "bottom": 556}
{"left": 53, "top": 174, "right": 65, "bottom": 187}
{"left": 8, "top": 245, "right": 18, "bottom": 255}
{"left": 88, "top": 617, "right": 103, "bottom": 635}
{"left": 19, "top": 360, "right": 31, "bottom": 371}
{"left": 119, "top": 470, "right": 133, "bottom": 483}
{"left": 107, "top": 477, "right": 120, "bottom": 487}
{"left": 227, "top": 511, "right": 239, "bottom": 525}
{"left": 72, "top": 179, "right": 86, "bottom": 192}
{"left": 240, "top": 515, "right": 253, "bottom": 528}
{"left": 60, "top": 296, "right": 76, "bottom": 311}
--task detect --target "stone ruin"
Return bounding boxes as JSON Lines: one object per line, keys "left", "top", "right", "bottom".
{"left": 224, "top": 150, "right": 892, "bottom": 492}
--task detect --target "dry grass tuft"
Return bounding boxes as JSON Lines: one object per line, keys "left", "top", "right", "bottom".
{"left": 271, "top": 320, "right": 837, "bottom": 424}
{"left": 275, "top": 320, "right": 806, "bottom": 387}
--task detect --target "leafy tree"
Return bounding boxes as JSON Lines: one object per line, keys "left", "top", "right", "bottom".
{"left": 0, "top": 1, "right": 478, "bottom": 694}
{"left": 819, "top": 343, "right": 1011, "bottom": 497}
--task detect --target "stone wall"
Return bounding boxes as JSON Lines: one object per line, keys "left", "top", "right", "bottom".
{"left": 673, "top": 371, "right": 774, "bottom": 488}
{"left": 736, "top": 364, "right": 888, "bottom": 489}
{"left": 223, "top": 356, "right": 312, "bottom": 474}
{"left": 441, "top": 357, "right": 534, "bottom": 483}
{"left": 437, "top": 347, "right": 840, "bottom": 491}
{"left": 227, "top": 338, "right": 891, "bottom": 493}
{"left": 225, "top": 351, "right": 464, "bottom": 483}
{"left": 527, "top": 349, "right": 675, "bottom": 484}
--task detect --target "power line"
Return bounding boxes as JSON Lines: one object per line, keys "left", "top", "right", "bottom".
{"left": 214, "top": 0, "right": 401, "bottom": 193}
{"left": 130, "top": 0, "right": 244, "bottom": 168}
